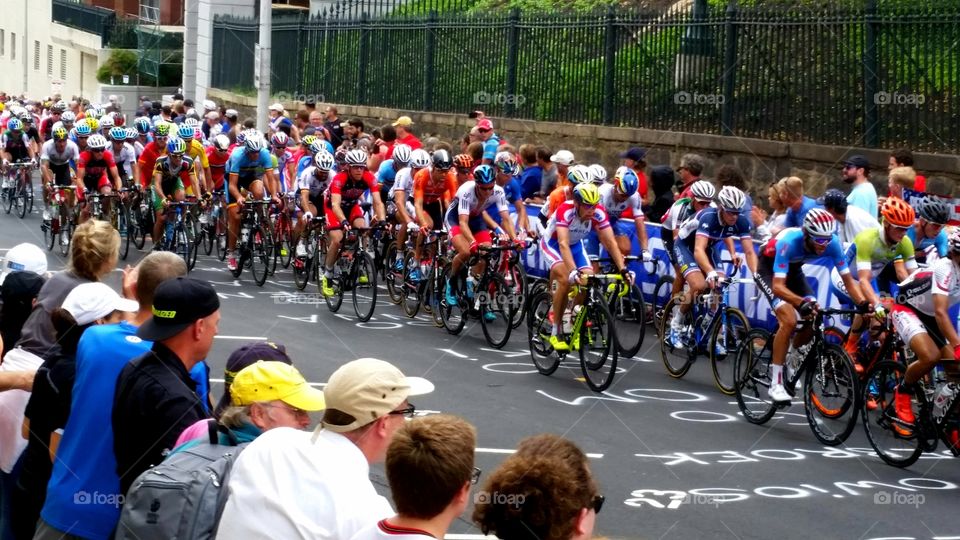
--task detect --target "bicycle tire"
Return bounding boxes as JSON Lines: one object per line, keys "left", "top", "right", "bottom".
{"left": 184, "top": 214, "right": 199, "bottom": 271}
{"left": 216, "top": 212, "right": 229, "bottom": 261}
{"left": 118, "top": 205, "right": 130, "bottom": 260}
{"left": 424, "top": 266, "right": 444, "bottom": 327}
{"left": 277, "top": 216, "right": 293, "bottom": 269}
{"left": 439, "top": 266, "right": 467, "bottom": 335}
{"left": 384, "top": 244, "right": 404, "bottom": 305}
{"left": 507, "top": 263, "right": 528, "bottom": 330}
{"left": 611, "top": 283, "right": 646, "bottom": 359}
{"left": 249, "top": 226, "right": 269, "bottom": 286}
{"left": 659, "top": 297, "right": 694, "bottom": 378}
{"left": 527, "top": 291, "right": 561, "bottom": 375}
{"left": 201, "top": 214, "right": 215, "bottom": 256}
{"left": 15, "top": 184, "right": 26, "bottom": 219}
{"left": 652, "top": 275, "right": 674, "bottom": 332}
{"left": 861, "top": 360, "right": 922, "bottom": 467}
{"left": 44, "top": 215, "right": 57, "bottom": 251}
{"left": 352, "top": 251, "right": 378, "bottom": 322}
{"left": 804, "top": 343, "right": 859, "bottom": 446}
{"left": 580, "top": 300, "right": 618, "bottom": 392}
{"left": 480, "top": 273, "right": 514, "bottom": 349}
{"left": 2, "top": 185, "right": 12, "bottom": 213}
{"left": 733, "top": 328, "right": 779, "bottom": 425}
{"left": 59, "top": 219, "right": 73, "bottom": 257}
{"left": 710, "top": 307, "right": 750, "bottom": 396}
{"left": 25, "top": 183, "right": 34, "bottom": 216}
{"left": 129, "top": 203, "right": 146, "bottom": 250}
{"left": 292, "top": 230, "right": 312, "bottom": 290}
{"left": 261, "top": 225, "right": 277, "bottom": 277}
{"left": 401, "top": 252, "right": 421, "bottom": 318}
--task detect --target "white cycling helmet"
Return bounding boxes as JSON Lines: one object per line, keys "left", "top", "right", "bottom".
{"left": 802, "top": 207, "right": 836, "bottom": 238}
{"left": 244, "top": 134, "right": 265, "bottom": 152}
{"left": 344, "top": 149, "right": 368, "bottom": 167}
{"left": 98, "top": 115, "right": 115, "bottom": 130}
{"left": 690, "top": 180, "right": 716, "bottom": 202}
{"left": 314, "top": 150, "right": 335, "bottom": 171}
{"left": 87, "top": 134, "right": 109, "bottom": 150}
{"left": 392, "top": 144, "right": 412, "bottom": 165}
{"left": 590, "top": 164, "right": 608, "bottom": 184}
{"left": 567, "top": 164, "right": 594, "bottom": 185}
{"left": 716, "top": 185, "right": 747, "bottom": 212}
{"left": 212, "top": 134, "right": 231, "bottom": 152}
{"left": 410, "top": 149, "right": 431, "bottom": 169}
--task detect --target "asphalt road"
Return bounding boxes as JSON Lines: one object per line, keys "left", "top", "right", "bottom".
{"left": 2, "top": 202, "right": 958, "bottom": 540}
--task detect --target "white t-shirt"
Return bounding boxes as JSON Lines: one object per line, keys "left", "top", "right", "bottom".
{"left": 217, "top": 427, "right": 394, "bottom": 540}
{"left": 836, "top": 204, "right": 880, "bottom": 245}
{"left": 350, "top": 519, "right": 436, "bottom": 540}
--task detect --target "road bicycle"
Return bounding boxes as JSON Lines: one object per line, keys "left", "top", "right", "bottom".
{"left": 3, "top": 162, "right": 35, "bottom": 218}
{"left": 232, "top": 200, "right": 274, "bottom": 285}
{"left": 397, "top": 230, "right": 449, "bottom": 319}
{"left": 41, "top": 184, "right": 78, "bottom": 256}
{"left": 159, "top": 200, "right": 199, "bottom": 271}
{"left": 270, "top": 192, "right": 297, "bottom": 269}
{"left": 324, "top": 224, "right": 382, "bottom": 322}
{"left": 292, "top": 216, "right": 326, "bottom": 291}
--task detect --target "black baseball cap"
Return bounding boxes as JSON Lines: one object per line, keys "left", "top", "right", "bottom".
{"left": 215, "top": 341, "right": 293, "bottom": 417}
{"left": 619, "top": 147, "right": 648, "bottom": 161}
{"left": 843, "top": 155, "right": 871, "bottom": 170}
{"left": 817, "top": 188, "right": 849, "bottom": 213}
{"left": 137, "top": 277, "right": 220, "bottom": 341}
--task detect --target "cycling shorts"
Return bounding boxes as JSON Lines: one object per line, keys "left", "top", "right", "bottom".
{"left": 673, "top": 238, "right": 718, "bottom": 278}
{"left": 50, "top": 162, "right": 73, "bottom": 187}
{"left": 151, "top": 182, "right": 184, "bottom": 212}
{"left": 541, "top": 237, "right": 591, "bottom": 271}
{"left": 421, "top": 201, "right": 443, "bottom": 228}
{"left": 324, "top": 199, "right": 364, "bottom": 229}
{"left": 754, "top": 255, "right": 813, "bottom": 312}
{"left": 82, "top": 174, "right": 111, "bottom": 193}
{"left": 891, "top": 303, "right": 947, "bottom": 349}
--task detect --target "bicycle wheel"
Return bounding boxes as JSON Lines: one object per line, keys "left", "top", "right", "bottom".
{"left": 174, "top": 223, "right": 194, "bottom": 272}
{"left": 3, "top": 186, "right": 12, "bottom": 213}
{"left": 44, "top": 214, "right": 58, "bottom": 251}
{"left": 185, "top": 214, "right": 200, "bottom": 270}
{"left": 651, "top": 275, "right": 674, "bottom": 331}
{"left": 401, "top": 253, "right": 421, "bottom": 318}
{"left": 249, "top": 226, "right": 270, "bottom": 286}
{"left": 292, "top": 230, "right": 313, "bottom": 290}
{"left": 506, "top": 263, "right": 528, "bottom": 330}
{"left": 59, "top": 217, "right": 73, "bottom": 257}
{"left": 823, "top": 326, "right": 846, "bottom": 346}
{"left": 439, "top": 266, "right": 467, "bottom": 335}
{"left": 659, "top": 297, "right": 695, "bottom": 378}
{"left": 733, "top": 328, "right": 779, "bottom": 424}
{"left": 384, "top": 244, "right": 404, "bottom": 305}
{"left": 118, "top": 205, "right": 130, "bottom": 260}
{"left": 216, "top": 211, "right": 229, "bottom": 261}
{"left": 201, "top": 213, "right": 215, "bottom": 256}
{"left": 275, "top": 216, "right": 293, "bottom": 269}
{"left": 527, "top": 291, "right": 561, "bottom": 376}
{"left": 424, "top": 267, "right": 444, "bottom": 327}
{"left": 129, "top": 202, "right": 146, "bottom": 250}
{"left": 611, "top": 283, "right": 646, "bottom": 359}
{"left": 25, "top": 182, "right": 34, "bottom": 216}
{"left": 580, "top": 300, "right": 618, "bottom": 392}
{"left": 804, "top": 343, "right": 859, "bottom": 446}
{"left": 480, "top": 274, "right": 514, "bottom": 349}
{"left": 352, "top": 251, "right": 378, "bottom": 322}
{"left": 710, "top": 307, "right": 750, "bottom": 396}
{"left": 861, "top": 360, "right": 923, "bottom": 467}
{"left": 324, "top": 271, "right": 344, "bottom": 312}
{"left": 15, "top": 184, "right": 26, "bottom": 218}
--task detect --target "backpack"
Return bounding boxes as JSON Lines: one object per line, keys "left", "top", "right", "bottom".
{"left": 115, "top": 420, "right": 248, "bottom": 540}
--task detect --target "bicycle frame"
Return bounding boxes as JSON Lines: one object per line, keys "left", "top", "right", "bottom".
{"left": 784, "top": 308, "right": 862, "bottom": 394}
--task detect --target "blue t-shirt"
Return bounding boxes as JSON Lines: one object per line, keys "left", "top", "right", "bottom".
{"left": 296, "top": 155, "right": 314, "bottom": 179}
{"left": 784, "top": 196, "right": 821, "bottom": 229}
{"left": 482, "top": 135, "right": 501, "bottom": 162}
{"left": 906, "top": 226, "right": 948, "bottom": 259}
{"left": 226, "top": 147, "right": 273, "bottom": 180}
{"left": 519, "top": 165, "right": 542, "bottom": 199}
{"left": 377, "top": 159, "right": 400, "bottom": 189}
{"left": 847, "top": 182, "right": 878, "bottom": 219}
{"left": 771, "top": 228, "right": 848, "bottom": 278}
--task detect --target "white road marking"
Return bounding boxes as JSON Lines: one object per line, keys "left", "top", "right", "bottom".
{"left": 477, "top": 447, "right": 603, "bottom": 459}
{"left": 214, "top": 335, "right": 268, "bottom": 340}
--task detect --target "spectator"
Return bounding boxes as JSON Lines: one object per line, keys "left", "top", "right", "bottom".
{"left": 268, "top": 103, "right": 291, "bottom": 133}
{"left": 676, "top": 153, "right": 706, "bottom": 198}
{"left": 224, "top": 109, "right": 240, "bottom": 143}
{"left": 309, "top": 110, "right": 324, "bottom": 129}
{"left": 534, "top": 146, "right": 557, "bottom": 201}
{"left": 549, "top": 149, "right": 574, "bottom": 189}
{"left": 778, "top": 176, "right": 820, "bottom": 229}
{"left": 217, "top": 358, "right": 434, "bottom": 539}
{"left": 304, "top": 96, "right": 317, "bottom": 112}
{"left": 342, "top": 119, "right": 370, "bottom": 151}
{"left": 12, "top": 283, "right": 137, "bottom": 539}
{"left": 645, "top": 165, "right": 677, "bottom": 224}
{"left": 477, "top": 119, "right": 501, "bottom": 164}
{"left": 473, "top": 434, "right": 602, "bottom": 540}
{"left": 351, "top": 415, "right": 478, "bottom": 540}
{"left": 0, "top": 243, "right": 48, "bottom": 357}
{"left": 819, "top": 188, "right": 879, "bottom": 244}
{"left": 842, "top": 155, "right": 878, "bottom": 218}
{"left": 37, "top": 252, "right": 186, "bottom": 540}
{"left": 716, "top": 164, "right": 752, "bottom": 217}
{"left": 889, "top": 148, "right": 926, "bottom": 192}
{"left": 465, "top": 141, "right": 483, "bottom": 164}
{"left": 518, "top": 144, "right": 542, "bottom": 200}
{"left": 393, "top": 116, "right": 422, "bottom": 151}
{"left": 619, "top": 147, "right": 650, "bottom": 205}
{"left": 112, "top": 277, "right": 220, "bottom": 494}
{"left": 324, "top": 106, "right": 345, "bottom": 148}
{"left": 752, "top": 182, "right": 789, "bottom": 242}
{"left": 887, "top": 166, "right": 917, "bottom": 202}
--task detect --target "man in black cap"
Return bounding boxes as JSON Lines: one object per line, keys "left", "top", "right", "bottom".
{"left": 112, "top": 277, "right": 220, "bottom": 493}
{"left": 619, "top": 146, "right": 650, "bottom": 205}
{"left": 842, "top": 154, "right": 878, "bottom": 218}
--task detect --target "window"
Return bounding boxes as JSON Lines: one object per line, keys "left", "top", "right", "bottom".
{"left": 60, "top": 49, "right": 66, "bottom": 80}
{"left": 47, "top": 45, "right": 53, "bottom": 76}
{"left": 33, "top": 41, "right": 39, "bottom": 71}
{"left": 11, "top": 32, "right": 15, "bottom": 60}
{"left": 0, "top": 30, "right": 4, "bottom": 56}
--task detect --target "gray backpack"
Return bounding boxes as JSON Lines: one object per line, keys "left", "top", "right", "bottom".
{"left": 115, "top": 420, "right": 247, "bottom": 540}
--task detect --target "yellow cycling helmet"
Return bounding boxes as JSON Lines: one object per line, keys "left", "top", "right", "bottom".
{"left": 572, "top": 183, "right": 600, "bottom": 206}
{"left": 86, "top": 116, "right": 100, "bottom": 132}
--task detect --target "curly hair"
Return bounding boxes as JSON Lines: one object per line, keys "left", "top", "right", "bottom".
{"left": 67, "top": 220, "right": 119, "bottom": 281}
{"left": 473, "top": 434, "right": 597, "bottom": 540}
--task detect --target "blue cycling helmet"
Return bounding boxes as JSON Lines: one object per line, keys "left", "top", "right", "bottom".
{"left": 177, "top": 123, "right": 195, "bottom": 140}
{"left": 109, "top": 127, "right": 128, "bottom": 141}
{"left": 135, "top": 117, "right": 151, "bottom": 134}
{"left": 167, "top": 137, "right": 187, "bottom": 155}
{"left": 75, "top": 122, "right": 92, "bottom": 137}
{"left": 615, "top": 168, "right": 639, "bottom": 197}
{"left": 473, "top": 164, "right": 496, "bottom": 185}
{"left": 7, "top": 118, "right": 23, "bottom": 131}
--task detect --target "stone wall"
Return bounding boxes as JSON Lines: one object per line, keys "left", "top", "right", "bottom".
{"left": 207, "top": 88, "right": 960, "bottom": 202}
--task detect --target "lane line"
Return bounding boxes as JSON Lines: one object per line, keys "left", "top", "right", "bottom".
{"left": 478, "top": 447, "right": 603, "bottom": 459}
{"left": 214, "top": 335, "right": 268, "bottom": 340}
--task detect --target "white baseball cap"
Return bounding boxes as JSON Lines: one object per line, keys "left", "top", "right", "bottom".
{"left": 202, "top": 99, "right": 218, "bottom": 112}
{"left": 62, "top": 282, "right": 138, "bottom": 326}
{"left": 550, "top": 150, "right": 575, "bottom": 165}
{"left": 269, "top": 103, "right": 285, "bottom": 112}
{"left": 0, "top": 243, "right": 48, "bottom": 285}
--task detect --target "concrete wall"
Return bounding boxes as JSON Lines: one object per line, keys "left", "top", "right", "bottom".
{"left": 190, "top": 0, "right": 256, "bottom": 104}
{"left": 207, "top": 88, "right": 960, "bottom": 200}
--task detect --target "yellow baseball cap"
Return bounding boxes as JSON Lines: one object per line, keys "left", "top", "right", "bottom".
{"left": 392, "top": 115, "right": 414, "bottom": 127}
{"left": 229, "top": 361, "right": 326, "bottom": 411}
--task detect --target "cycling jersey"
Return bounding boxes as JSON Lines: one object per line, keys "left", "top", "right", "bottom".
{"left": 206, "top": 146, "right": 230, "bottom": 190}
{"left": 187, "top": 139, "right": 210, "bottom": 170}
{"left": 767, "top": 227, "right": 849, "bottom": 278}
{"left": 906, "top": 225, "right": 947, "bottom": 264}
{"left": 448, "top": 181, "right": 508, "bottom": 223}
{"left": 137, "top": 141, "right": 165, "bottom": 187}
{"left": 678, "top": 207, "right": 751, "bottom": 249}
{"left": 296, "top": 166, "right": 332, "bottom": 202}
{"left": 40, "top": 140, "right": 79, "bottom": 167}
{"left": 153, "top": 155, "right": 195, "bottom": 197}
{"left": 852, "top": 227, "right": 917, "bottom": 277}
{"left": 897, "top": 258, "right": 960, "bottom": 317}
{"left": 295, "top": 154, "right": 313, "bottom": 179}
{"left": 413, "top": 168, "right": 457, "bottom": 205}
{"left": 661, "top": 198, "right": 696, "bottom": 230}
{"left": 227, "top": 147, "right": 273, "bottom": 186}
{"left": 327, "top": 170, "right": 377, "bottom": 204}
{"left": 598, "top": 183, "right": 643, "bottom": 222}
{"left": 133, "top": 139, "right": 145, "bottom": 160}
{"left": 543, "top": 200, "right": 610, "bottom": 245}
{"left": 2, "top": 131, "right": 31, "bottom": 161}
{"left": 389, "top": 168, "right": 416, "bottom": 200}
{"left": 376, "top": 159, "right": 402, "bottom": 189}
{"left": 273, "top": 149, "right": 293, "bottom": 190}
{"left": 77, "top": 150, "right": 117, "bottom": 191}
{"left": 40, "top": 117, "right": 57, "bottom": 140}
{"left": 111, "top": 143, "right": 137, "bottom": 184}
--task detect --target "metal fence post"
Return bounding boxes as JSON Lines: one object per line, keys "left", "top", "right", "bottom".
{"left": 720, "top": 0, "right": 738, "bottom": 135}
{"left": 505, "top": 8, "right": 521, "bottom": 118}
{"left": 324, "top": 16, "right": 334, "bottom": 97}
{"left": 863, "top": 0, "right": 880, "bottom": 147}
{"left": 359, "top": 12, "right": 369, "bottom": 104}
{"left": 424, "top": 10, "right": 437, "bottom": 111}
{"left": 602, "top": 6, "right": 616, "bottom": 125}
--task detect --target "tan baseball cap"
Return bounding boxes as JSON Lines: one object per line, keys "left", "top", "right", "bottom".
{"left": 392, "top": 115, "right": 414, "bottom": 127}
{"left": 321, "top": 358, "right": 434, "bottom": 433}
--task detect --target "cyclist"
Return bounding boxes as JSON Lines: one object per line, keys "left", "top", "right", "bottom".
{"left": 491, "top": 152, "right": 530, "bottom": 238}
{"left": 226, "top": 133, "right": 278, "bottom": 271}
{"left": 891, "top": 228, "right": 960, "bottom": 437}
{"left": 754, "top": 208, "right": 868, "bottom": 404}
{"left": 39, "top": 101, "right": 64, "bottom": 141}
{"left": 39, "top": 126, "right": 80, "bottom": 221}
{"left": 75, "top": 134, "right": 123, "bottom": 223}
{"left": 540, "top": 182, "right": 631, "bottom": 352}
{"left": 376, "top": 143, "right": 413, "bottom": 202}
{"left": 151, "top": 137, "right": 197, "bottom": 249}
{"left": 585, "top": 167, "right": 652, "bottom": 269}
{"left": 108, "top": 127, "right": 139, "bottom": 190}
{"left": 907, "top": 195, "right": 950, "bottom": 266}
{"left": 667, "top": 186, "right": 757, "bottom": 349}
{"left": 138, "top": 122, "right": 170, "bottom": 187}
{"left": 590, "top": 164, "right": 608, "bottom": 185}
{"left": 390, "top": 149, "right": 431, "bottom": 274}
{"left": 133, "top": 117, "right": 153, "bottom": 158}
{"left": 294, "top": 150, "right": 336, "bottom": 258}
{"left": 320, "top": 148, "right": 386, "bottom": 297}
{"left": 179, "top": 123, "right": 213, "bottom": 196}
{"left": 1, "top": 118, "right": 37, "bottom": 187}
{"left": 537, "top": 165, "right": 593, "bottom": 227}
{"left": 410, "top": 149, "right": 459, "bottom": 279}
{"left": 271, "top": 131, "right": 296, "bottom": 192}
{"left": 206, "top": 134, "right": 232, "bottom": 195}
{"left": 453, "top": 153, "right": 474, "bottom": 186}
{"left": 443, "top": 165, "right": 522, "bottom": 306}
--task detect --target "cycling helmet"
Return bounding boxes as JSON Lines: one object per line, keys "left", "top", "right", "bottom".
{"left": 717, "top": 186, "right": 747, "bottom": 212}
{"left": 307, "top": 140, "right": 325, "bottom": 156}
{"left": 335, "top": 149, "right": 348, "bottom": 168}
{"left": 473, "top": 164, "right": 496, "bottom": 185}
{"left": 52, "top": 127, "right": 68, "bottom": 141}
{"left": 177, "top": 123, "right": 195, "bottom": 140}
{"left": 410, "top": 149, "right": 431, "bottom": 169}
{"left": 167, "top": 137, "right": 187, "bottom": 155}
{"left": 689, "top": 180, "right": 716, "bottom": 202}
{"left": 802, "top": 207, "right": 836, "bottom": 238}
{"left": 271, "top": 131, "right": 289, "bottom": 148}
{"left": 345, "top": 149, "right": 368, "bottom": 167}
{"left": 52, "top": 101, "right": 67, "bottom": 113}
{"left": 61, "top": 111, "right": 76, "bottom": 125}
{"left": 590, "top": 164, "right": 608, "bottom": 184}
{"left": 949, "top": 228, "right": 960, "bottom": 256}
{"left": 244, "top": 134, "right": 265, "bottom": 152}
{"left": 213, "top": 134, "right": 231, "bottom": 152}
{"left": 99, "top": 115, "right": 115, "bottom": 130}
{"left": 493, "top": 152, "right": 518, "bottom": 175}
{"left": 86, "top": 117, "right": 100, "bottom": 132}
{"left": 74, "top": 121, "right": 92, "bottom": 137}
{"left": 572, "top": 183, "right": 601, "bottom": 206}
{"left": 112, "top": 112, "right": 125, "bottom": 127}
{"left": 93, "top": 106, "right": 106, "bottom": 119}
{"left": 615, "top": 168, "right": 639, "bottom": 197}
{"left": 153, "top": 122, "right": 171, "bottom": 137}
{"left": 880, "top": 197, "right": 915, "bottom": 228}
{"left": 133, "top": 117, "right": 150, "bottom": 134}
{"left": 567, "top": 165, "right": 594, "bottom": 186}
{"left": 301, "top": 134, "right": 317, "bottom": 147}
{"left": 314, "top": 150, "right": 335, "bottom": 171}
{"left": 392, "top": 144, "right": 412, "bottom": 166}
{"left": 125, "top": 127, "right": 139, "bottom": 140}
{"left": 918, "top": 196, "right": 950, "bottom": 225}
{"left": 7, "top": 118, "right": 22, "bottom": 131}
{"left": 820, "top": 188, "right": 848, "bottom": 213}
{"left": 87, "top": 134, "right": 109, "bottom": 151}
{"left": 453, "top": 154, "right": 474, "bottom": 170}
{"left": 432, "top": 149, "right": 453, "bottom": 170}
{"left": 184, "top": 117, "right": 200, "bottom": 128}
{"left": 17, "top": 110, "right": 32, "bottom": 122}
{"left": 109, "top": 126, "right": 128, "bottom": 141}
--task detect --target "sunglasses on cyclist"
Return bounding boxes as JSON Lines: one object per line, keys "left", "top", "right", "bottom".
{"left": 888, "top": 223, "right": 911, "bottom": 231}
{"left": 477, "top": 185, "right": 494, "bottom": 193}
{"left": 810, "top": 235, "right": 832, "bottom": 246}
